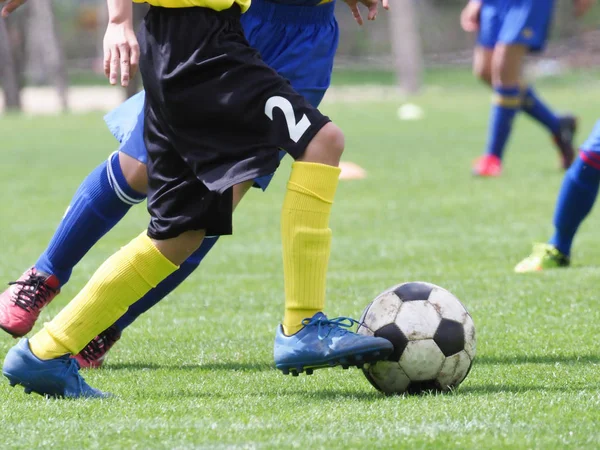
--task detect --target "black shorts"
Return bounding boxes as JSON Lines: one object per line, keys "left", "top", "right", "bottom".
{"left": 139, "top": 5, "right": 331, "bottom": 239}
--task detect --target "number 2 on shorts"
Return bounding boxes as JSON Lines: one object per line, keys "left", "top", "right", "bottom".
{"left": 265, "top": 96, "right": 311, "bottom": 143}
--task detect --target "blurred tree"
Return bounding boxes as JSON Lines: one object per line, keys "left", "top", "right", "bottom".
{"left": 0, "top": 19, "right": 21, "bottom": 111}
{"left": 26, "top": 0, "right": 68, "bottom": 111}
{"left": 391, "top": 0, "right": 423, "bottom": 93}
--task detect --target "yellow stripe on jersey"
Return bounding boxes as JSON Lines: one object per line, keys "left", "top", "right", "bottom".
{"left": 317, "top": 0, "right": 335, "bottom": 4}
{"left": 135, "top": 0, "right": 251, "bottom": 13}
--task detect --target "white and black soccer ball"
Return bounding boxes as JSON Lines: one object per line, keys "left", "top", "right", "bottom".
{"left": 358, "top": 281, "right": 476, "bottom": 395}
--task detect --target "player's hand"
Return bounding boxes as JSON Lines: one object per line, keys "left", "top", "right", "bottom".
{"left": 1, "top": 0, "right": 27, "bottom": 18}
{"left": 460, "top": 0, "right": 482, "bottom": 33}
{"left": 103, "top": 20, "right": 139, "bottom": 87}
{"left": 343, "top": 0, "right": 389, "bottom": 26}
{"left": 573, "top": 0, "right": 595, "bottom": 17}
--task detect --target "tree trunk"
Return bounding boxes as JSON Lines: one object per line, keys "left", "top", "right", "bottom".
{"left": 0, "top": 19, "right": 21, "bottom": 111}
{"left": 390, "top": 0, "right": 424, "bottom": 94}
{"left": 27, "top": 0, "right": 68, "bottom": 111}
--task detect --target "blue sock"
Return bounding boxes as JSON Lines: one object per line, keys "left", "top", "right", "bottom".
{"left": 35, "top": 152, "right": 146, "bottom": 285}
{"left": 521, "top": 86, "right": 561, "bottom": 136}
{"left": 549, "top": 154, "right": 600, "bottom": 256}
{"left": 114, "top": 237, "right": 219, "bottom": 331}
{"left": 484, "top": 86, "right": 521, "bottom": 159}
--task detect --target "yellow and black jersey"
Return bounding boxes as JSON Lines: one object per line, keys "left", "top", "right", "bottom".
{"left": 134, "top": 0, "right": 251, "bottom": 13}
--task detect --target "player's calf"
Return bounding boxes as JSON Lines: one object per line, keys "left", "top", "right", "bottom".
{"left": 119, "top": 152, "right": 149, "bottom": 194}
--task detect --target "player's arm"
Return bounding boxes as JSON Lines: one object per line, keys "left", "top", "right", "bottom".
{"left": 573, "top": 0, "right": 595, "bottom": 17}
{"left": 460, "top": 0, "right": 482, "bottom": 33}
{"left": 0, "top": 0, "right": 27, "bottom": 18}
{"left": 342, "top": 0, "right": 389, "bottom": 26}
{"left": 104, "top": 0, "right": 139, "bottom": 87}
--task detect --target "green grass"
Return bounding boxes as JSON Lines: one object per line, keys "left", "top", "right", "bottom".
{"left": 1, "top": 75, "right": 600, "bottom": 449}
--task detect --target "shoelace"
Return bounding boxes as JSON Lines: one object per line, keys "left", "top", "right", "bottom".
{"left": 301, "top": 315, "right": 359, "bottom": 340}
{"left": 9, "top": 275, "right": 57, "bottom": 311}
{"left": 79, "top": 327, "right": 120, "bottom": 362}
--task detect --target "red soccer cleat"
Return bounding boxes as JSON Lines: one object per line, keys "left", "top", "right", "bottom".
{"left": 472, "top": 154, "right": 502, "bottom": 177}
{"left": 74, "top": 325, "right": 122, "bottom": 369}
{"left": 0, "top": 268, "right": 60, "bottom": 338}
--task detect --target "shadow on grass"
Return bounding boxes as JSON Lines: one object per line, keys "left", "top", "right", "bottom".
{"left": 475, "top": 353, "right": 600, "bottom": 365}
{"left": 147, "top": 387, "right": 382, "bottom": 401}
{"left": 460, "top": 382, "right": 600, "bottom": 395}
{"left": 106, "top": 361, "right": 273, "bottom": 372}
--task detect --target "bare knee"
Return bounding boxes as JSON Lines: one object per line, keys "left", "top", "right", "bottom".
{"left": 473, "top": 61, "right": 492, "bottom": 85}
{"left": 298, "top": 122, "right": 345, "bottom": 167}
{"left": 491, "top": 44, "right": 526, "bottom": 86}
{"left": 118, "top": 152, "right": 148, "bottom": 194}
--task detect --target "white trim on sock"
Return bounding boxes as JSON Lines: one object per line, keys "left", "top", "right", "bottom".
{"left": 107, "top": 151, "right": 144, "bottom": 206}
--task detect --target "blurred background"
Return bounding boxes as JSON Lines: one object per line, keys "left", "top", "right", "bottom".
{"left": 0, "top": 0, "right": 599, "bottom": 113}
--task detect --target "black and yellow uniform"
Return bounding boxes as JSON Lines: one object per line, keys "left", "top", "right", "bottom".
{"left": 134, "top": 0, "right": 250, "bottom": 12}
{"left": 138, "top": 3, "right": 331, "bottom": 239}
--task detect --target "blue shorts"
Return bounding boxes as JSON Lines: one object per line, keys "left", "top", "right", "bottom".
{"left": 104, "top": 0, "right": 338, "bottom": 191}
{"left": 477, "top": 0, "right": 555, "bottom": 52}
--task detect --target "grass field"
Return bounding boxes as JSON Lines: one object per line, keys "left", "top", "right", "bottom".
{"left": 1, "top": 71, "right": 600, "bottom": 449}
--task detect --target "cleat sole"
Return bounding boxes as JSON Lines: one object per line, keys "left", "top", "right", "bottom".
{"left": 0, "top": 325, "right": 25, "bottom": 339}
{"left": 276, "top": 346, "right": 392, "bottom": 376}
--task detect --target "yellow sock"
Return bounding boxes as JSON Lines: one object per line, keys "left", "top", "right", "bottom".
{"left": 281, "top": 161, "right": 340, "bottom": 335}
{"left": 29, "top": 232, "right": 178, "bottom": 359}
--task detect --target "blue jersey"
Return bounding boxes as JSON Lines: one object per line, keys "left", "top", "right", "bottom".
{"left": 105, "top": 0, "right": 338, "bottom": 190}
{"left": 478, "top": 0, "right": 555, "bottom": 52}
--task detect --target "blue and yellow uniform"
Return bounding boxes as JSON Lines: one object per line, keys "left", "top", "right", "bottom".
{"left": 106, "top": 0, "right": 338, "bottom": 190}
{"left": 579, "top": 120, "right": 600, "bottom": 168}
{"left": 478, "top": 0, "right": 556, "bottom": 52}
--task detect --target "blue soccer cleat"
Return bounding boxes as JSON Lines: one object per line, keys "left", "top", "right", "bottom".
{"left": 274, "top": 312, "right": 393, "bottom": 376}
{"left": 3, "top": 339, "right": 109, "bottom": 398}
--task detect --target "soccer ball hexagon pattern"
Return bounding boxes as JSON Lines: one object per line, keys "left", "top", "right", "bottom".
{"left": 358, "top": 281, "right": 476, "bottom": 395}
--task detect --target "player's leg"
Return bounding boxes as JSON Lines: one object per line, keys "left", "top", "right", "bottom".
{"left": 515, "top": 121, "right": 600, "bottom": 273}
{"left": 472, "top": 45, "right": 493, "bottom": 86}
{"left": 473, "top": 42, "right": 525, "bottom": 177}
{"left": 0, "top": 148, "right": 146, "bottom": 338}
{"left": 510, "top": 0, "right": 575, "bottom": 169}
{"left": 74, "top": 182, "right": 253, "bottom": 368}
{"left": 75, "top": 0, "right": 342, "bottom": 369}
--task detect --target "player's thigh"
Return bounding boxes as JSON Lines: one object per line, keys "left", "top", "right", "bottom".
{"left": 144, "top": 103, "right": 234, "bottom": 242}
{"left": 472, "top": 46, "right": 493, "bottom": 85}
{"left": 242, "top": 0, "right": 338, "bottom": 108}
{"left": 498, "top": 0, "right": 555, "bottom": 53}
{"left": 491, "top": 43, "right": 527, "bottom": 86}
{"left": 232, "top": 181, "right": 254, "bottom": 210}
{"left": 118, "top": 152, "right": 148, "bottom": 194}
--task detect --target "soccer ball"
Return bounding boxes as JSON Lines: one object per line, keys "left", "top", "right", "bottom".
{"left": 357, "top": 281, "right": 476, "bottom": 395}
